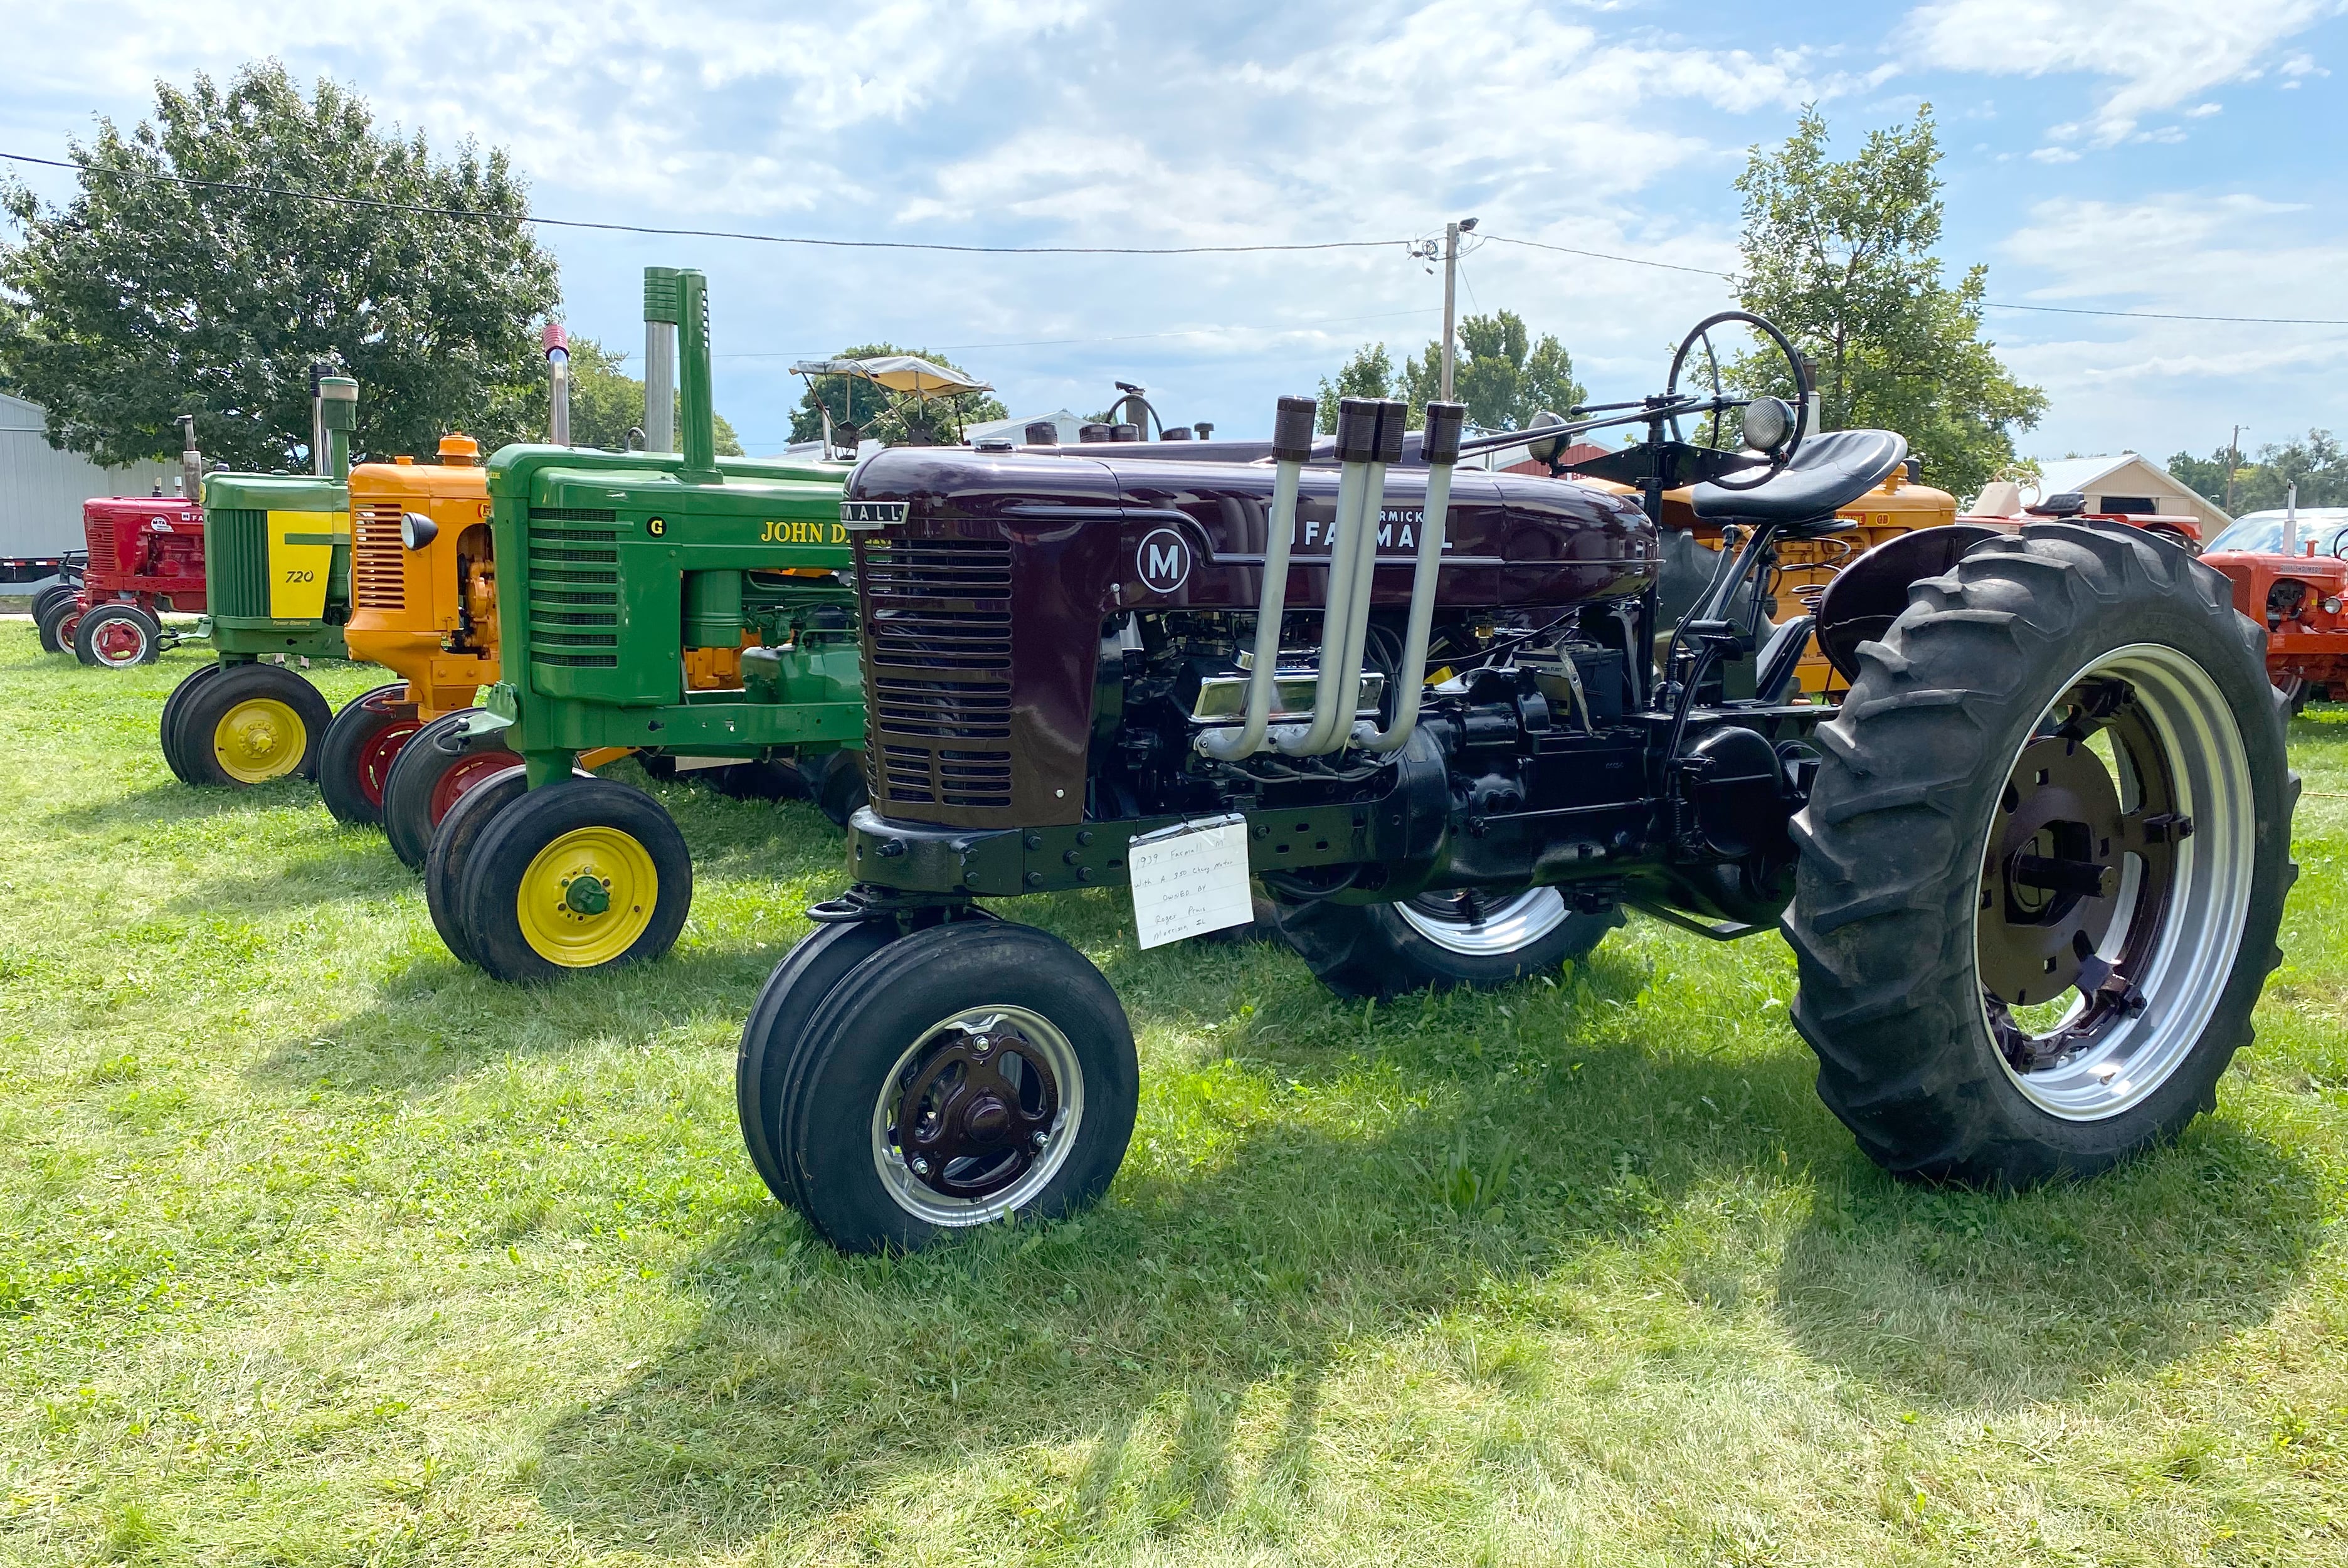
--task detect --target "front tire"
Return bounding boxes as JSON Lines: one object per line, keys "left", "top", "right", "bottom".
{"left": 1272, "top": 885, "right": 1622, "bottom": 999}
{"left": 317, "top": 683, "right": 419, "bottom": 828}
{"left": 74, "top": 603, "right": 162, "bottom": 669}
{"left": 456, "top": 777, "right": 693, "bottom": 985}
{"left": 36, "top": 597, "right": 82, "bottom": 656}
{"left": 179, "top": 662, "right": 332, "bottom": 787}
{"left": 158, "top": 662, "right": 227, "bottom": 784}
{"left": 1785, "top": 522, "right": 2293, "bottom": 1185}
{"left": 421, "top": 766, "right": 528, "bottom": 967}
{"left": 737, "top": 919, "right": 902, "bottom": 1207}
{"left": 775, "top": 921, "right": 1139, "bottom": 1253}
{"left": 381, "top": 709, "right": 516, "bottom": 871}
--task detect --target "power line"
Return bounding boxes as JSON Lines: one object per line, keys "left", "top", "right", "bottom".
{"left": 1476, "top": 231, "right": 1738, "bottom": 279}
{"left": 699, "top": 307, "right": 1445, "bottom": 362}
{"left": 9, "top": 147, "right": 2340, "bottom": 328}
{"left": 1476, "top": 231, "right": 2348, "bottom": 327}
{"left": 0, "top": 149, "right": 1404, "bottom": 257}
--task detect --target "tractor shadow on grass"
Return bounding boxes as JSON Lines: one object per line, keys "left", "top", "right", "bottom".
{"left": 522, "top": 904, "right": 2325, "bottom": 1557}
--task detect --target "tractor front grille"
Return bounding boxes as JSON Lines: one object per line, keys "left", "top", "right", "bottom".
{"left": 526, "top": 510, "right": 621, "bottom": 670}
{"left": 206, "top": 508, "right": 272, "bottom": 618}
{"left": 353, "top": 503, "right": 406, "bottom": 612}
{"left": 859, "top": 536, "right": 1017, "bottom": 822}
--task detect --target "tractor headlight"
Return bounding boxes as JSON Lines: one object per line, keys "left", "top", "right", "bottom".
{"left": 2325, "top": 596, "right": 2341, "bottom": 616}
{"left": 401, "top": 511, "right": 439, "bottom": 551}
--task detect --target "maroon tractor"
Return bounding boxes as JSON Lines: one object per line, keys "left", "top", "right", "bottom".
{"left": 739, "top": 313, "right": 2293, "bottom": 1254}
{"left": 41, "top": 418, "right": 208, "bottom": 667}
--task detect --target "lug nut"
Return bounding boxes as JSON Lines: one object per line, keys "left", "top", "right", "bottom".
{"left": 1031, "top": 1131, "right": 1049, "bottom": 1150}
{"left": 910, "top": 1157, "right": 930, "bottom": 1175}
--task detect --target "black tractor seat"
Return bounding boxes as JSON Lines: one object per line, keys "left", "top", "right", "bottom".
{"left": 1693, "top": 428, "right": 1908, "bottom": 531}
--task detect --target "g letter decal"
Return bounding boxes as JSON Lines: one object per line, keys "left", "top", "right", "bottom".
{"left": 1136, "top": 527, "right": 1192, "bottom": 595}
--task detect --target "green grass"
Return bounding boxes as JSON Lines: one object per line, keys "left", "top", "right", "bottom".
{"left": 1, "top": 620, "right": 2345, "bottom": 1566}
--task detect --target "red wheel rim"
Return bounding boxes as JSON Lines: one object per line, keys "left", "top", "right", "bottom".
{"left": 56, "top": 611, "right": 84, "bottom": 646}
{"left": 357, "top": 718, "right": 424, "bottom": 809}
{"left": 93, "top": 617, "right": 147, "bottom": 665}
{"left": 430, "top": 751, "right": 521, "bottom": 827}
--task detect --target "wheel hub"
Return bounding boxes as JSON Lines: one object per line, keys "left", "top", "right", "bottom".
{"left": 1980, "top": 734, "right": 2125, "bottom": 1004}
{"left": 892, "top": 1026, "right": 1060, "bottom": 1200}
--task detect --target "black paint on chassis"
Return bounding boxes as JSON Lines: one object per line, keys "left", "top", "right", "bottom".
{"left": 1785, "top": 522, "right": 2296, "bottom": 1184}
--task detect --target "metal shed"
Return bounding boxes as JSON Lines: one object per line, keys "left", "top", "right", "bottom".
{"left": 2, "top": 391, "right": 179, "bottom": 583}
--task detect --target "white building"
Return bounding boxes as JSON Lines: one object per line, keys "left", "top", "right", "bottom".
{"left": 2, "top": 391, "right": 179, "bottom": 576}
{"left": 1970, "top": 453, "right": 2231, "bottom": 534}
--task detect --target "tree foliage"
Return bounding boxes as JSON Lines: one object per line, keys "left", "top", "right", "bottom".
{"left": 787, "top": 344, "right": 1006, "bottom": 447}
{"left": 559, "top": 336, "right": 742, "bottom": 457}
{"left": 1733, "top": 104, "right": 2045, "bottom": 503}
{"left": 0, "top": 63, "right": 559, "bottom": 470}
{"left": 1318, "top": 310, "right": 1584, "bottom": 433}
{"left": 2169, "top": 430, "right": 2348, "bottom": 515}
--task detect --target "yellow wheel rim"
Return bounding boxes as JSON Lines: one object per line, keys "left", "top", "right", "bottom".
{"left": 516, "top": 826, "right": 659, "bottom": 968}
{"left": 213, "top": 698, "right": 307, "bottom": 784}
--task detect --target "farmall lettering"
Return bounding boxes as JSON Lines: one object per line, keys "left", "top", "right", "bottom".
{"left": 1294, "top": 506, "right": 1453, "bottom": 553}
{"left": 762, "top": 519, "right": 851, "bottom": 545}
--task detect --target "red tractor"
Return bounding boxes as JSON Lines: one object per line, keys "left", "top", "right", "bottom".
{"left": 37, "top": 418, "right": 208, "bottom": 667}
{"left": 2197, "top": 508, "right": 2348, "bottom": 711}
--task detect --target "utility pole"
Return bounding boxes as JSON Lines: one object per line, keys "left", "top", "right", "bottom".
{"left": 2224, "top": 423, "right": 2246, "bottom": 515}
{"left": 1439, "top": 217, "right": 1478, "bottom": 403}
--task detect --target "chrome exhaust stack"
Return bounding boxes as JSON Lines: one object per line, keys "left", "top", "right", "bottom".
{"left": 544, "top": 323, "right": 572, "bottom": 445}
{"left": 1363, "top": 400, "right": 1464, "bottom": 754}
{"left": 1196, "top": 395, "right": 1317, "bottom": 761}
{"left": 1275, "top": 396, "right": 1404, "bottom": 757}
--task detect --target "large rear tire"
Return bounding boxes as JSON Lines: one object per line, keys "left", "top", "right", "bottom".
{"left": 1785, "top": 522, "right": 2294, "bottom": 1185}
{"left": 381, "top": 709, "right": 516, "bottom": 871}
{"left": 457, "top": 777, "right": 693, "bottom": 985}
{"left": 1272, "top": 886, "right": 1622, "bottom": 999}
{"left": 769, "top": 920, "right": 1139, "bottom": 1253}
{"left": 179, "top": 662, "right": 332, "bottom": 788}
{"left": 811, "top": 750, "right": 869, "bottom": 828}
{"left": 317, "top": 683, "right": 418, "bottom": 828}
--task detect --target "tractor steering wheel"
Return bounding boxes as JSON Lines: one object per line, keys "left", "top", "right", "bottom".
{"left": 1664, "top": 310, "right": 1812, "bottom": 492}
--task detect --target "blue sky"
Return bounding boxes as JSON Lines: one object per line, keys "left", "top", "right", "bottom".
{"left": 3, "top": 0, "right": 2343, "bottom": 477}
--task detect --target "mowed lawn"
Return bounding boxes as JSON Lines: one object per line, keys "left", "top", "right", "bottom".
{"left": 1, "top": 618, "right": 2344, "bottom": 1568}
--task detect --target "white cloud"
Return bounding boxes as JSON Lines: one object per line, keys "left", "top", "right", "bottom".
{"left": 1994, "top": 193, "right": 2348, "bottom": 460}
{"left": 1901, "top": 0, "right": 2345, "bottom": 146}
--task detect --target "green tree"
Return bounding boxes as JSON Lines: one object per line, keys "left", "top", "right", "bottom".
{"left": 2169, "top": 430, "right": 2347, "bottom": 514}
{"left": 787, "top": 344, "right": 1005, "bottom": 447}
{"left": 1733, "top": 104, "right": 2045, "bottom": 502}
{"left": 559, "top": 336, "right": 741, "bottom": 455}
{"left": 0, "top": 63, "right": 559, "bottom": 470}
{"left": 1316, "top": 342, "right": 1398, "bottom": 432}
{"left": 1318, "top": 312, "right": 1584, "bottom": 434}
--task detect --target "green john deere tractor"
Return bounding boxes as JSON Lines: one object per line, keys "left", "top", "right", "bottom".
{"left": 422, "top": 267, "right": 865, "bottom": 983}
{"left": 160, "top": 376, "right": 358, "bottom": 788}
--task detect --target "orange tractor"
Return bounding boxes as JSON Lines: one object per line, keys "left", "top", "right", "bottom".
{"left": 317, "top": 433, "right": 505, "bottom": 832}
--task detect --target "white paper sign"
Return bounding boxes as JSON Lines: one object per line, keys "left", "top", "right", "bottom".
{"left": 1127, "top": 815, "right": 1254, "bottom": 949}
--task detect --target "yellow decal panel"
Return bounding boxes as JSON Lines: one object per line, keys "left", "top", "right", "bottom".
{"left": 268, "top": 509, "right": 347, "bottom": 620}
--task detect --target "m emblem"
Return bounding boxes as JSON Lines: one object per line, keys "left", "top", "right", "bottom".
{"left": 1136, "top": 527, "right": 1192, "bottom": 595}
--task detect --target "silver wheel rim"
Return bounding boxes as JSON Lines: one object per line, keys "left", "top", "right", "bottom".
{"left": 1394, "top": 886, "right": 1570, "bottom": 956}
{"left": 1974, "top": 643, "right": 2256, "bottom": 1121}
{"left": 870, "top": 1004, "right": 1086, "bottom": 1227}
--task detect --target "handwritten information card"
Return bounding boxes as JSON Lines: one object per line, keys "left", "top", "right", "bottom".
{"left": 1127, "top": 815, "right": 1254, "bottom": 949}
